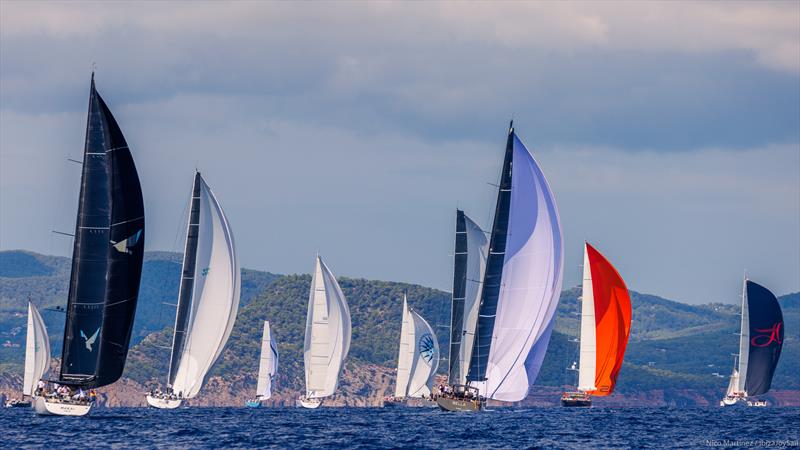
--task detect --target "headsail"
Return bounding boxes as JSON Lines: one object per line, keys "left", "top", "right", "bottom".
{"left": 577, "top": 243, "right": 631, "bottom": 396}
{"left": 739, "top": 280, "right": 783, "bottom": 396}
{"left": 23, "top": 302, "right": 51, "bottom": 396}
{"left": 256, "top": 321, "right": 278, "bottom": 399}
{"left": 60, "top": 75, "right": 145, "bottom": 388}
{"left": 170, "top": 173, "right": 240, "bottom": 399}
{"left": 406, "top": 307, "right": 440, "bottom": 398}
{"left": 304, "top": 256, "right": 352, "bottom": 399}
{"left": 467, "top": 124, "right": 564, "bottom": 402}
{"left": 448, "top": 211, "right": 488, "bottom": 386}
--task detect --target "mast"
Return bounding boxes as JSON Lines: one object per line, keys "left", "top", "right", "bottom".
{"left": 167, "top": 172, "right": 202, "bottom": 388}
{"left": 467, "top": 122, "right": 514, "bottom": 383}
{"left": 448, "top": 211, "right": 468, "bottom": 384}
{"left": 59, "top": 74, "right": 145, "bottom": 388}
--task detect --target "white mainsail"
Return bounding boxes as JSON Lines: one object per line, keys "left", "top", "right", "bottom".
{"left": 394, "top": 297, "right": 413, "bottom": 398}
{"left": 577, "top": 246, "right": 596, "bottom": 392}
{"left": 395, "top": 295, "right": 440, "bottom": 398}
{"left": 735, "top": 277, "right": 749, "bottom": 393}
{"left": 23, "top": 302, "right": 50, "bottom": 397}
{"left": 476, "top": 131, "right": 564, "bottom": 402}
{"left": 304, "top": 256, "right": 352, "bottom": 399}
{"left": 171, "top": 176, "right": 241, "bottom": 399}
{"left": 256, "top": 321, "right": 278, "bottom": 399}
{"left": 456, "top": 215, "right": 488, "bottom": 386}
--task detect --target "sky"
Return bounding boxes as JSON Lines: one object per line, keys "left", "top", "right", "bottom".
{"left": 1, "top": 1, "right": 798, "bottom": 304}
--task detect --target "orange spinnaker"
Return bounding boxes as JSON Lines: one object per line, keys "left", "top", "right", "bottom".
{"left": 585, "top": 243, "right": 632, "bottom": 396}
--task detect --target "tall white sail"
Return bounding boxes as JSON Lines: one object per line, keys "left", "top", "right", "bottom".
{"left": 394, "top": 297, "right": 413, "bottom": 398}
{"left": 256, "top": 321, "right": 278, "bottom": 399}
{"left": 735, "top": 277, "right": 749, "bottom": 393}
{"left": 577, "top": 247, "right": 596, "bottom": 392}
{"left": 23, "top": 302, "right": 50, "bottom": 397}
{"left": 456, "top": 215, "right": 488, "bottom": 386}
{"left": 304, "top": 256, "right": 352, "bottom": 399}
{"left": 470, "top": 130, "right": 564, "bottom": 402}
{"left": 171, "top": 176, "right": 241, "bottom": 399}
{"left": 406, "top": 308, "right": 440, "bottom": 398}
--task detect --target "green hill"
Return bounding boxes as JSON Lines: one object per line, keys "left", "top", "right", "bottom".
{"left": 1, "top": 249, "right": 797, "bottom": 403}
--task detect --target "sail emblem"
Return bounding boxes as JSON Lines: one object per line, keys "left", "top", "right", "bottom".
{"left": 201, "top": 268, "right": 210, "bottom": 276}
{"left": 751, "top": 323, "right": 783, "bottom": 347}
{"left": 80, "top": 328, "right": 100, "bottom": 351}
{"left": 111, "top": 229, "right": 142, "bottom": 254}
{"left": 418, "top": 333, "right": 435, "bottom": 363}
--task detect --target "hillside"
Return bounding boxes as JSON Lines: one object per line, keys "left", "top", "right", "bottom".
{"left": 0, "top": 250, "right": 797, "bottom": 406}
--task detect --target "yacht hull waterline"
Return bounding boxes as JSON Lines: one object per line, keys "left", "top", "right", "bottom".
{"left": 297, "top": 397, "right": 323, "bottom": 409}
{"left": 436, "top": 396, "right": 483, "bottom": 412}
{"left": 146, "top": 395, "right": 183, "bottom": 409}
{"left": 33, "top": 396, "right": 91, "bottom": 416}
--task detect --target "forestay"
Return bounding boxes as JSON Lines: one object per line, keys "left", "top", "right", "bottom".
{"left": 304, "top": 256, "right": 352, "bottom": 399}
{"left": 170, "top": 174, "right": 240, "bottom": 399}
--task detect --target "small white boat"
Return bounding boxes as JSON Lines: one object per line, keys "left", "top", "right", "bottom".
{"left": 33, "top": 396, "right": 91, "bottom": 416}
{"left": 390, "top": 294, "right": 440, "bottom": 407}
{"left": 146, "top": 394, "right": 182, "bottom": 409}
{"left": 246, "top": 321, "right": 278, "bottom": 407}
{"left": 296, "top": 396, "right": 323, "bottom": 409}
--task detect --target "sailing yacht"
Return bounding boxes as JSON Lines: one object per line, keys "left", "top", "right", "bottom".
{"left": 34, "top": 74, "right": 146, "bottom": 416}
{"left": 5, "top": 302, "right": 50, "bottom": 408}
{"left": 385, "top": 294, "right": 440, "bottom": 407}
{"left": 561, "top": 242, "right": 632, "bottom": 407}
{"left": 298, "top": 255, "right": 352, "bottom": 409}
{"left": 146, "top": 172, "right": 241, "bottom": 409}
{"left": 246, "top": 321, "right": 279, "bottom": 407}
{"left": 439, "top": 123, "right": 564, "bottom": 412}
{"left": 720, "top": 279, "right": 783, "bottom": 407}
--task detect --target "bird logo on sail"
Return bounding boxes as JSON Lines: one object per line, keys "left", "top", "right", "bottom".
{"left": 419, "top": 333, "right": 435, "bottom": 363}
{"left": 111, "top": 229, "right": 142, "bottom": 254}
{"left": 751, "top": 322, "right": 783, "bottom": 347}
{"left": 202, "top": 267, "right": 210, "bottom": 276}
{"left": 80, "top": 328, "right": 100, "bottom": 351}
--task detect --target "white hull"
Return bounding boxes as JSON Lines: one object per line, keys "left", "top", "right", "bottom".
{"left": 297, "top": 397, "right": 323, "bottom": 409}
{"left": 33, "top": 396, "right": 91, "bottom": 416}
{"left": 720, "top": 396, "right": 768, "bottom": 407}
{"left": 146, "top": 395, "right": 183, "bottom": 409}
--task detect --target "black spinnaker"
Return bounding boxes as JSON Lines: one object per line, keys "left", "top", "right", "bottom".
{"left": 744, "top": 280, "right": 783, "bottom": 396}
{"left": 59, "top": 74, "right": 145, "bottom": 388}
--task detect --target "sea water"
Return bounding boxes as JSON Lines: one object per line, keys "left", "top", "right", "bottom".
{"left": 2, "top": 406, "right": 798, "bottom": 449}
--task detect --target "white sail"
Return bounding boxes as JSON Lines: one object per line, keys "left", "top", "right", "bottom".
{"left": 23, "top": 302, "right": 50, "bottom": 397}
{"left": 726, "top": 368, "right": 740, "bottom": 397}
{"left": 479, "top": 132, "right": 564, "bottom": 402}
{"left": 406, "top": 308, "right": 440, "bottom": 398}
{"left": 256, "top": 321, "right": 278, "bottom": 399}
{"left": 171, "top": 176, "right": 241, "bottom": 399}
{"left": 735, "top": 277, "right": 749, "bottom": 393}
{"left": 457, "top": 214, "right": 488, "bottom": 386}
{"left": 577, "top": 245, "right": 597, "bottom": 392}
{"left": 394, "top": 297, "right": 413, "bottom": 398}
{"left": 304, "top": 256, "right": 352, "bottom": 399}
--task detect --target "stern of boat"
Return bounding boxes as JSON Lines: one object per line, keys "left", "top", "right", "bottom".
{"left": 33, "top": 396, "right": 92, "bottom": 416}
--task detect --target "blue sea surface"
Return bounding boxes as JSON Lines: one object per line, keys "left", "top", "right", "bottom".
{"left": 2, "top": 406, "right": 798, "bottom": 449}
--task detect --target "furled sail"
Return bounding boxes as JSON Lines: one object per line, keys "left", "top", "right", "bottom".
{"left": 467, "top": 124, "right": 564, "bottom": 402}
{"left": 448, "top": 211, "right": 488, "bottom": 386}
{"left": 59, "top": 74, "right": 145, "bottom": 388}
{"left": 577, "top": 242, "right": 632, "bottom": 396}
{"left": 737, "top": 280, "right": 783, "bottom": 396}
{"left": 170, "top": 172, "right": 240, "bottom": 399}
{"left": 396, "top": 295, "right": 441, "bottom": 398}
{"left": 304, "top": 256, "right": 352, "bottom": 399}
{"left": 23, "top": 302, "right": 51, "bottom": 396}
{"left": 256, "top": 321, "right": 279, "bottom": 400}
